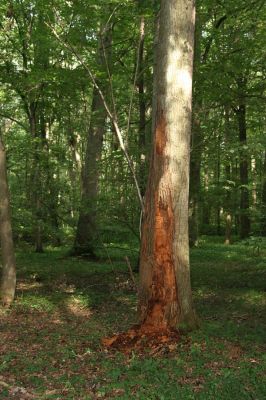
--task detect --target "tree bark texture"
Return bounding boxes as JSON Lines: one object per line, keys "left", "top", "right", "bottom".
{"left": 0, "top": 135, "right": 16, "bottom": 306}
{"left": 139, "top": 0, "right": 197, "bottom": 330}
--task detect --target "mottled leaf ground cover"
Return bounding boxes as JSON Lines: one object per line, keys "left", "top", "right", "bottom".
{"left": 0, "top": 237, "right": 266, "bottom": 399}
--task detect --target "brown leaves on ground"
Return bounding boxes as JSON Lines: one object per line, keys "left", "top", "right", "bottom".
{"left": 102, "top": 324, "right": 180, "bottom": 355}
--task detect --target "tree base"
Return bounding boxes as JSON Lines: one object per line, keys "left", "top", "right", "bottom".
{"left": 102, "top": 324, "right": 180, "bottom": 354}
{"left": 70, "top": 246, "right": 98, "bottom": 260}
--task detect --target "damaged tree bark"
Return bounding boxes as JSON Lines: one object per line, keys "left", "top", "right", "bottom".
{"left": 138, "top": 0, "right": 198, "bottom": 331}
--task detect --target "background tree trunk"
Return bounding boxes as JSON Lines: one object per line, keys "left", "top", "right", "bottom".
{"left": 224, "top": 107, "right": 232, "bottom": 244}
{"left": 137, "top": 16, "right": 147, "bottom": 198}
{"left": 73, "top": 25, "right": 112, "bottom": 257}
{"left": 0, "top": 133, "right": 16, "bottom": 306}
{"left": 237, "top": 76, "right": 250, "bottom": 239}
{"left": 261, "top": 151, "right": 266, "bottom": 235}
{"left": 139, "top": 0, "right": 197, "bottom": 331}
{"left": 189, "top": 112, "right": 202, "bottom": 246}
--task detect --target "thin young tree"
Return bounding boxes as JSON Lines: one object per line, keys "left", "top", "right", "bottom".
{"left": 138, "top": 0, "right": 198, "bottom": 331}
{"left": 0, "top": 130, "right": 16, "bottom": 306}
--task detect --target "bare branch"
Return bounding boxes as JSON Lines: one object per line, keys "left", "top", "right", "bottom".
{"left": 0, "top": 113, "right": 28, "bottom": 130}
{"left": 46, "top": 22, "right": 145, "bottom": 213}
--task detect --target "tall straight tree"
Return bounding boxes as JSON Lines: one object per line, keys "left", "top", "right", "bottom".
{"left": 0, "top": 131, "right": 16, "bottom": 306}
{"left": 73, "top": 23, "right": 112, "bottom": 258}
{"left": 138, "top": 0, "right": 197, "bottom": 330}
{"left": 236, "top": 76, "right": 250, "bottom": 239}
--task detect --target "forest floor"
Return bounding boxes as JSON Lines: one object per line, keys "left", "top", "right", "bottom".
{"left": 0, "top": 237, "right": 266, "bottom": 399}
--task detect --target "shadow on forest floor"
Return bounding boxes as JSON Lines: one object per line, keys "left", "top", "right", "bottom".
{"left": 0, "top": 237, "right": 265, "bottom": 399}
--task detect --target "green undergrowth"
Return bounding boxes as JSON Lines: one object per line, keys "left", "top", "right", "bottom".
{"left": 0, "top": 237, "right": 265, "bottom": 399}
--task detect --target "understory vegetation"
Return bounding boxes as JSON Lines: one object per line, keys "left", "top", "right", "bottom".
{"left": 1, "top": 237, "right": 265, "bottom": 399}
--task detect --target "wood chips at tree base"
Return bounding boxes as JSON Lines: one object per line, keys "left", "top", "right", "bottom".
{"left": 102, "top": 325, "right": 180, "bottom": 355}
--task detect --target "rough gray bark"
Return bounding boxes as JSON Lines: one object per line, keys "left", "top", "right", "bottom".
{"left": 0, "top": 133, "right": 16, "bottom": 306}
{"left": 139, "top": 0, "right": 198, "bottom": 330}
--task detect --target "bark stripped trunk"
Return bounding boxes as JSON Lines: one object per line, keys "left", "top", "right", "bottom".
{"left": 236, "top": 77, "right": 250, "bottom": 239}
{"left": 74, "top": 26, "right": 112, "bottom": 257}
{"left": 0, "top": 134, "right": 16, "bottom": 306}
{"left": 139, "top": 0, "right": 197, "bottom": 331}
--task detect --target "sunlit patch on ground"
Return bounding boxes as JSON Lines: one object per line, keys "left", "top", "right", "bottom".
{"left": 65, "top": 296, "right": 93, "bottom": 318}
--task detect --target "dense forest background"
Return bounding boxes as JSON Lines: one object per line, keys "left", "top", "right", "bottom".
{"left": 0, "top": 0, "right": 266, "bottom": 398}
{"left": 0, "top": 0, "right": 265, "bottom": 253}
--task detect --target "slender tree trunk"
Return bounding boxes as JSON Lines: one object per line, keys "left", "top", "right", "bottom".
{"left": 237, "top": 77, "right": 250, "bottom": 239}
{"left": 224, "top": 108, "right": 232, "bottom": 244}
{"left": 29, "top": 105, "right": 45, "bottom": 253}
{"left": 216, "top": 133, "right": 221, "bottom": 235}
{"left": 232, "top": 159, "right": 239, "bottom": 235}
{"left": 189, "top": 18, "right": 202, "bottom": 247}
{"left": 137, "top": 16, "right": 147, "bottom": 198}
{"left": 139, "top": 0, "right": 198, "bottom": 331}
{"left": 0, "top": 134, "right": 16, "bottom": 306}
{"left": 224, "top": 161, "right": 232, "bottom": 244}
{"left": 261, "top": 151, "right": 266, "bottom": 235}
{"left": 73, "top": 26, "right": 112, "bottom": 257}
{"left": 225, "top": 213, "right": 232, "bottom": 245}
{"left": 202, "top": 168, "right": 210, "bottom": 230}
{"left": 189, "top": 112, "right": 202, "bottom": 246}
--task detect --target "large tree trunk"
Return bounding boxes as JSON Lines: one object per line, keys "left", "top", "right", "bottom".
{"left": 237, "top": 77, "right": 250, "bottom": 239}
{"left": 138, "top": 0, "right": 198, "bottom": 331}
{"left": 0, "top": 134, "right": 16, "bottom": 306}
{"left": 73, "top": 26, "right": 112, "bottom": 257}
